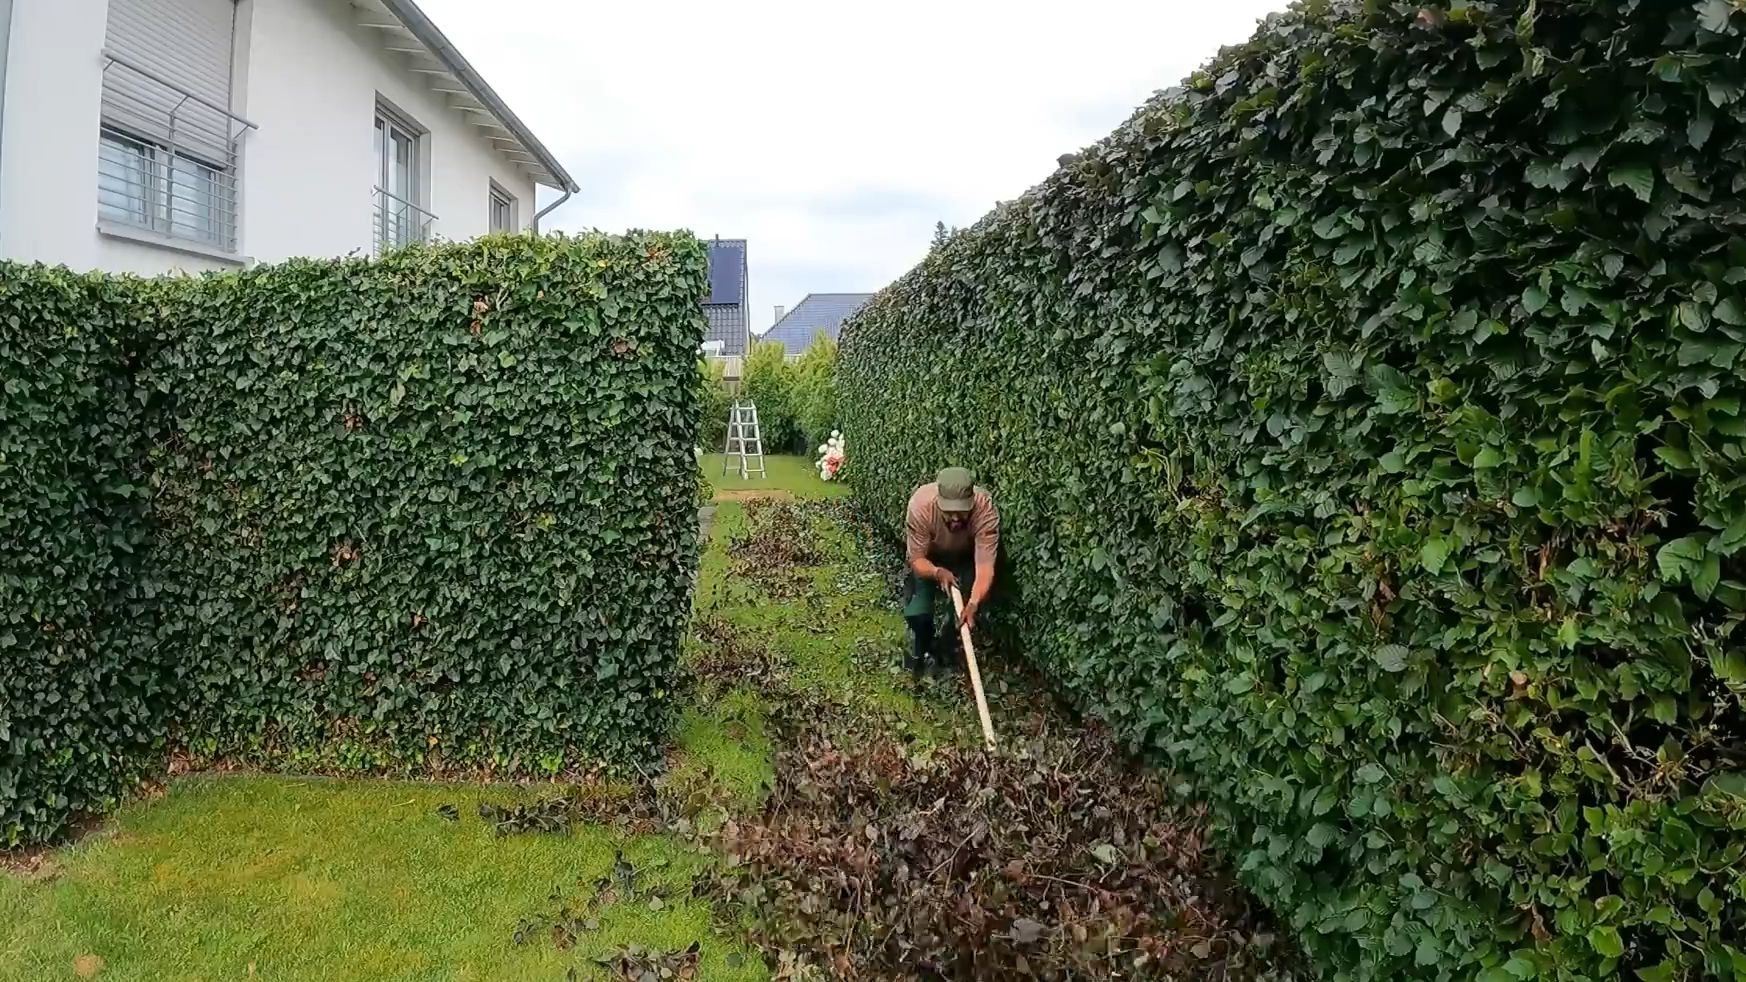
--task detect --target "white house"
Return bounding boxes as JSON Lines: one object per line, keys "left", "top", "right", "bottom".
{"left": 0, "top": 0, "right": 578, "bottom": 275}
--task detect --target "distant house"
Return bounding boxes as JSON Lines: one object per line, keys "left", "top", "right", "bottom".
{"left": 763, "top": 293, "right": 874, "bottom": 359}
{"left": 701, "top": 238, "right": 749, "bottom": 377}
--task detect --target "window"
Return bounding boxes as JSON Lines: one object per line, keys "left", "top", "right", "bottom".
{"left": 98, "top": 0, "right": 245, "bottom": 252}
{"left": 489, "top": 183, "right": 517, "bottom": 234}
{"left": 97, "top": 134, "right": 154, "bottom": 227}
{"left": 98, "top": 132, "right": 227, "bottom": 245}
{"left": 374, "top": 108, "right": 431, "bottom": 252}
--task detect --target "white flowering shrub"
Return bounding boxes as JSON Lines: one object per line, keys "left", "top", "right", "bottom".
{"left": 816, "top": 431, "right": 846, "bottom": 481}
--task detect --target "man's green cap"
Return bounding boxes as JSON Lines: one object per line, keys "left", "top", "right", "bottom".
{"left": 937, "top": 467, "right": 976, "bottom": 513}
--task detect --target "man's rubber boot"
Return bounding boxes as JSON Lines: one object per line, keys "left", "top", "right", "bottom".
{"left": 904, "top": 615, "right": 933, "bottom": 680}
{"left": 934, "top": 629, "right": 964, "bottom": 675}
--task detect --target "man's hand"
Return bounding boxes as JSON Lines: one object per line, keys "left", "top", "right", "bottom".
{"left": 958, "top": 599, "right": 979, "bottom": 630}
{"left": 933, "top": 567, "right": 959, "bottom": 592}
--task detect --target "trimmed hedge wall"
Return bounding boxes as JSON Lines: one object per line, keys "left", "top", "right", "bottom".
{"left": 1, "top": 270, "right": 163, "bottom": 849}
{"left": 840, "top": 3, "right": 1746, "bottom": 980}
{"left": 1, "top": 232, "right": 707, "bottom": 846}
{"left": 148, "top": 233, "right": 706, "bottom": 772}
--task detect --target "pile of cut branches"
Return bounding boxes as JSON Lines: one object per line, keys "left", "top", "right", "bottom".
{"left": 706, "top": 692, "right": 1298, "bottom": 981}
{"left": 688, "top": 616, "right": 783, "bottom": 692}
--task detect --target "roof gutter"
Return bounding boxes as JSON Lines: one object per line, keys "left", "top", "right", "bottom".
{"left": 378, "top": 0, "right": 579, "bottom": 195}
{"left": 0, "top": 0, "right": 13, "bottom": 231}
{"left": 532, "top": 186, "right": 572, "bottom": 233}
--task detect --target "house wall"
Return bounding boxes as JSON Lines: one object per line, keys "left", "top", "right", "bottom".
{"left": 0, "top": 0, "right": 14, "bottom": 207}
{"left": 709, "top": 354, "right": 743, "bottom": 381}
{"left": 241, "top": 0, "right": 539, "bottom": 263}
{"left": 0, "top": 1, "right": 187, "bottom": 272}
{"left": 0, "top": 0, "right": 541, "bottom": 274}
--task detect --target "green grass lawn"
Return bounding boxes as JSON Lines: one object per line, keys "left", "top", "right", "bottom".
{"left": 683, "top": 498, "right": 970, "bottom": 760}
{"left": 703, "top": 453, "right": 849, "bottom": 500}
{"left": 1, "top": 778, "right": 754, "bottom": 982}
{"left": 3, "top": 456, "right": 935, "bottom": 982}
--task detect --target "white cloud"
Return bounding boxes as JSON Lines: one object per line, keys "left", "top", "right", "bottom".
{"left": 414, "top": 0, "right": 1288, "bottom": 332}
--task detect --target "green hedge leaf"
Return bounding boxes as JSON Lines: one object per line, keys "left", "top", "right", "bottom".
{"left": 1588, "top": 926, "right": 1625, "bottom": 960}
{"left": 1608, "top": 164, "right": 1656, "bottom": 202}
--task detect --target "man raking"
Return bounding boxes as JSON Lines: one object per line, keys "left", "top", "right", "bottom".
{"left": 904, "top": 467, "right": 999, "bottom": 676}
{"left": 905, "top": 467, "right": 1000, "bottom": 749}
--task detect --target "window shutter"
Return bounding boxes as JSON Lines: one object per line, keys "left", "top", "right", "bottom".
{"left": 101, "top": 0, "right": 237, "bottom": 164}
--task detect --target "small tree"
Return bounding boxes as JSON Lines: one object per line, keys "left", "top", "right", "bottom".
{"left": 696, "top": 358, "right": 733, "bottom": 452}
{"left": 791, "top": 332, "right": 839, "bottom": 452}
{"left": 741, "top": 340, "right": 800, "bottom": 453}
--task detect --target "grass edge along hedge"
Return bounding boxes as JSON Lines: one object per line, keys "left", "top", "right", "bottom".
{"left": 1, "top": 232, "right": 707, "bottom": 848}
{"left": 840, "top": 2, "right": 1746, "bottom": 980}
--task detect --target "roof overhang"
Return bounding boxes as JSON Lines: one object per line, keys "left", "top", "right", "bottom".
{"left": 349, "top": 0, "right": 579, "bottom": 192}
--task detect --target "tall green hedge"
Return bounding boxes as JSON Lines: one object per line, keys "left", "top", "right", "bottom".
{"left": 698, "top": 358, "right": 734, "bottom": 453}
{"left": 840, "top": 3, "right": 1746, "bottom": 979}
{"left": 147, "top": 233, "right": 706, "bottom": 772}
{"left": 742, "top": 339, "right": 802, "bottom": 454}
{"left": 791, "top": 334, "right": 840, "bottom": 452}
{"left": 1, "top": 232, "right": 707, "bottom": 846}
{"left": 0, "top": 269, "right": 163, "bottom": 849}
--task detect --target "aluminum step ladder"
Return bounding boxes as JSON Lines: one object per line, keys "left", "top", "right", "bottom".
{"left": 721, "top": 401, "right": 766, "bottom": 480}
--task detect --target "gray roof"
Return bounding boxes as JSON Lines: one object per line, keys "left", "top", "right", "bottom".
{"left": 702, "top": 238, "right": 750, "bottom": 356}
{"left": 763, "top": 293, "right": 875, "bottom": 357}
{"left": 704, "top": 304, "right": 749, "bottom": 356}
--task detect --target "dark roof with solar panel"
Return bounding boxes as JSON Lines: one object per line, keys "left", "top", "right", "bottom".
{"left": 702, "top": 238, "right": 749, "bottom": 356}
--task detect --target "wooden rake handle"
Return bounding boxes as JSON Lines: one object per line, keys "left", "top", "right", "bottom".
{"left": 948, "top": 584, "right": 997, "bottom": 752}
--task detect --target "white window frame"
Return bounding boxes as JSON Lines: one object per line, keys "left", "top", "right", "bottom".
{"left": 373, "top": 101, "right": 432, "bottom": 252}
{"left": 98, "top": 128, "right": 229, "bottom": 247}
{"left": 95, "top": 0, "right": 250, "bottom": 257}
{"left": 488, "top": 181, "right": 518, "bottom": 234}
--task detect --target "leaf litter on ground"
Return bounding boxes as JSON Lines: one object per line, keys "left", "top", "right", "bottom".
{"left": 689, "top": 616, "right": 784, "bottom": 691}
{"left": 710, "top": 501, "right": 1301, "bottom": 979}
{"left": 725, "top": 498, "right": 832, "bottom": 599}
{"left": 589, "top": 941, "right": 701, "bottom": 981}
{"left": 702, "top": 684, "right": 1301, "bottom": 980}
{"left": 512, "top": 849, "right": 687, "bottom": 953}
{"left": 475, "top": 499, "right": 1300, "bottom": 980}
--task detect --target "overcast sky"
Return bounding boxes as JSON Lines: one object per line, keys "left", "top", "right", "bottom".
{"left": 415, "top": 0, "right": 1288, "bottom": 335}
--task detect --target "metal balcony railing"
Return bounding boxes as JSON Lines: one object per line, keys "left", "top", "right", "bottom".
{"left": 373, "top": 187, "right": 437, "bottom": 254}
{"left": 97, "top": 50, "right": 255, "bottom": 253}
